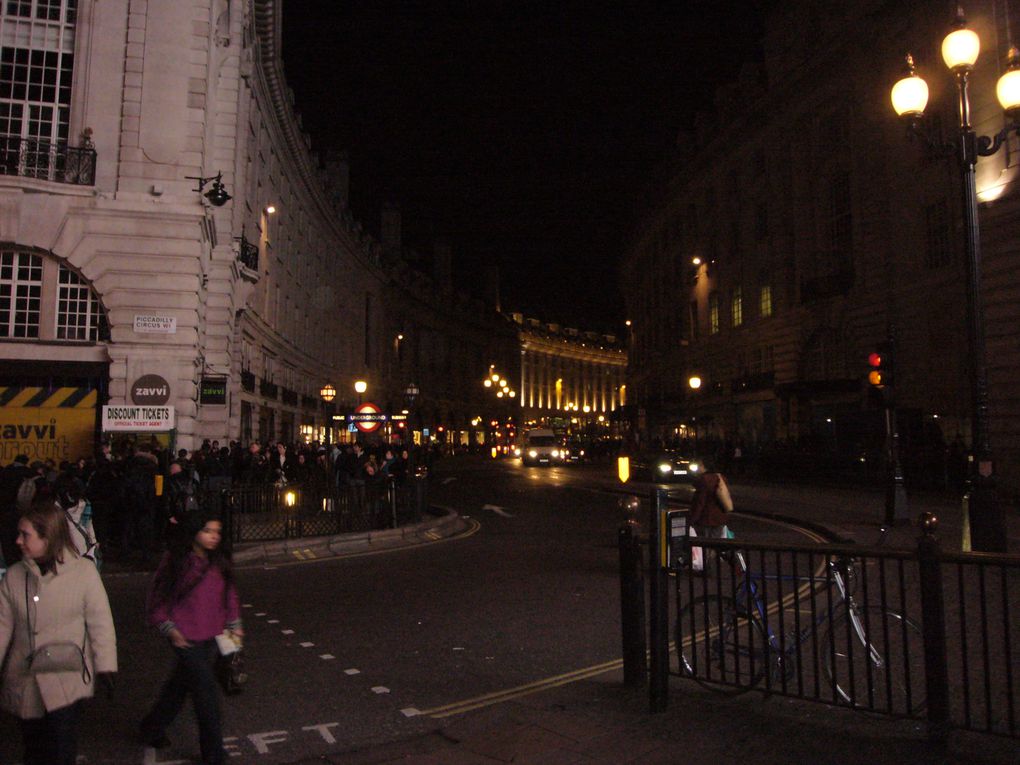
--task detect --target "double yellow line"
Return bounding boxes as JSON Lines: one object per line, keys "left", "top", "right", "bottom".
{"left": 416, "top": 658, "right": 625, "bottom": 718}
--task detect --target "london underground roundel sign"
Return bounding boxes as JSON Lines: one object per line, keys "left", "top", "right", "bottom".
{"left": 353, "top": 402, "right": 382, "bottom": 433}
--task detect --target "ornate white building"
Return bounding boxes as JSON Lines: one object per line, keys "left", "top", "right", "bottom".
{"left": 0, "top": 0, "right": 389, "bottom": 457}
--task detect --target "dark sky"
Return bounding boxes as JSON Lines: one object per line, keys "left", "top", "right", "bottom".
{"left": 280, "top": 1, "right": 764, "bottom": 333}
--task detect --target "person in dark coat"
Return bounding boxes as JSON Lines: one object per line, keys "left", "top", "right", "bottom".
{"left": 0, "top": 454, "right": 34, "bottom": 565}
{"left": 119, "top": 447, "right": 159, "bottom": 560}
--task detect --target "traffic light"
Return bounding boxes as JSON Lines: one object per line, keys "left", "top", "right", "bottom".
{"left": 867, "top": 342, "right": 894, "bottom": 389}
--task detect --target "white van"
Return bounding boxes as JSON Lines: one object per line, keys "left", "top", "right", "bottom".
{"left": 521, "top": 428, "right": 560, "bottom": 466}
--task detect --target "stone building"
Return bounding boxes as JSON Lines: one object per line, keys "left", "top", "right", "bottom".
{"left": 0, "top": 0, "right": 505, "bottom": 459}
{"left": 620, "top": 0, "right": 1020, "bottom": 495}
{"left": 509, "top": 313, "right": 627, "bottom": 437}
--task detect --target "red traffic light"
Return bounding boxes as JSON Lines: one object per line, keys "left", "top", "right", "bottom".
{"left": 868, "top": 352, "right": 883, "bottom": 368}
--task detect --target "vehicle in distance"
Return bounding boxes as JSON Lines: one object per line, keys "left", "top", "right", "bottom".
{"left": 629, "top": 450, "right": 703, "bottom": 483}
{"left": 521, "top": 428, "right": 560, "bottom": 466}
{"left": 561, "top": 438, "right": 591, "bottom": 464}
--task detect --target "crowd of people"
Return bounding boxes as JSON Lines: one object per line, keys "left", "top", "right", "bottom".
{"left": 0, "top": 437, "right": 433, "bottom": 572}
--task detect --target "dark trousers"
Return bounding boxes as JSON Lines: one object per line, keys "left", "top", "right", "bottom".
{"left": 142, "top": 640, "right": 225, "bottom": 765}
{"left": 19, "top": 701, "right": 81, "bottom": 765}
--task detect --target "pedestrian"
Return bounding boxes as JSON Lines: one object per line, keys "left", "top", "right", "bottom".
{"left": 0, "top": 454, "right": 35, "bottom": 566}
{"left": 140, "top": 509, "right": 242, "bottom": 764}
{"left": 119, "top": 445, "right": 159, "bottom": 561}
{"left": 688, "top": 459, "right": 734, "bottom": 571}
{"left": 0, "top": 497, "right": 117, "bottom": 765}
{"left": 53, "top": 472, "right": 100, "bottom": 567}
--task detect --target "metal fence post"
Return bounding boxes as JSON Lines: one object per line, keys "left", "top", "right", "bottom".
{"left": 648, "top": 488, "right": 669, "bottom": 712}
{"left": 619, "top": 518, "right": 647, "bottom": 687}
{"left": 917, "top": 512, "right": 951, "bottom": 744}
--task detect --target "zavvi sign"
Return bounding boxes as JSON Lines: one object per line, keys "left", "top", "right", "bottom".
{"left": 131, "top": 374, "right": 171, "bottom": 406}
{"left": 332, "top": 402, "right": 407, "bottom": 433}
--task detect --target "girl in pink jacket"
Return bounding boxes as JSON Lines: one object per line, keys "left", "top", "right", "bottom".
{"left": 140, "top": 510, "right": 242, "bottom": 765}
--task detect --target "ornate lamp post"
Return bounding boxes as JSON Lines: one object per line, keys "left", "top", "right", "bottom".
{"left": 890, "top": 10, "right": 1019, "bottom": 551}
{"left": 319, "top": 383, "right": 336, "bottom": 445}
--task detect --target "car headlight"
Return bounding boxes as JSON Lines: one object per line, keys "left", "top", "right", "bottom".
{"left": 658, "top": 462, "right": 672, "bottom": 474}
{"left": 514, "top": 448, "right": 522, "bottom": 456}
{"left": 528, "top": 449, "right": 538, "bottom": 458}
{"left": 689, "top": 462, "right": 700, "bottom": 472}
{"left": 551, "top": 449, "right": 560, "bottom": 458}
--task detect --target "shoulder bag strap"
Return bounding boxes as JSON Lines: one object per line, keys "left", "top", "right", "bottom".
{"left": 64, "top": 508, "right": 96, "bottom": 549}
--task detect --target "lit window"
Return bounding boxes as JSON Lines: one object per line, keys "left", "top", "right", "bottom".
{"left": 760, "top": 285, "right": 773, "bottom": 318}
{"left": 709, "top": 292, "right": 719, "bottom": 335}
{"left": 57, "top": 264, "right": 107, "bottom": 340}
{"left": 0, "top": 249, "right": 42, "bottom": 337}
{"left": 731, "top": 287, "right": 743, "bottom": 327}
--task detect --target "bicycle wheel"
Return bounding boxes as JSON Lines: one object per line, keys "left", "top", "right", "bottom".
{"left": 821, "top": 607, "right": 926, "bottom": 715}
{"left": 676, "top": 595, "right": 769, "bottom": 694}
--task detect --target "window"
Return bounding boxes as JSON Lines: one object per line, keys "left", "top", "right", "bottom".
{"left": 56, "top": 264, "right": 106, "bottom": 340}
{"left": 760, "top": 285, "right": 773, "bottom": 318}
{"left": 828, "top": 172, "right": 853, "bottom": 268}
{"left": 0, "top": 0, "right": 77, "bottom": 175}
{"left": 731, "top": 286, "right": 743, "bottom": 327}
{"left": 925, "top": 200, "right": 950, "bottom": 269}
{"left": 709, "top": 292, "right": 720, "bottom": 335}
{"left": 0, "top": 248, "right": 41, "bottom": 337}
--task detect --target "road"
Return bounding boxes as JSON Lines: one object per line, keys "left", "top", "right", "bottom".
{"left": 0, "top": 458, "right": 871, "bottom": 764}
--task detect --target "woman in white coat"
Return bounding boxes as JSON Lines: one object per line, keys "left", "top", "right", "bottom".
{"left": 0, "top": 498, "right": 117, "bottom": 765}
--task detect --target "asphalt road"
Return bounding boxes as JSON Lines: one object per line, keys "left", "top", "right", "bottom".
{"left": 0, "top": 458, "right": 855, "bottom": 764}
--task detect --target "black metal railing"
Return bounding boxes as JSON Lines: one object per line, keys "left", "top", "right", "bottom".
{"left": 238, "top": 236, "right": 259, "bottom": 271}
{"left": 213, "top": 473, "right": 429, "bottom": 543}
{"left": 660, "top": 511, "right": 1020, "bottom": 740}
{"left": 0, "top": 136, "right": 96, "bottom": 185}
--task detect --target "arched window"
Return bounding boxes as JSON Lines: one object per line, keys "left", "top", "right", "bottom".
{"left": 0, "top": 246, "right": 108, "bottom": 341}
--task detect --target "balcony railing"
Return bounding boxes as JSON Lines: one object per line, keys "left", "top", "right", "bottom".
{"left": 238, "top": 236, "right": 259, "bottom": 271}
{"left": 0, "top": 136, "right": 97, "bottom": 185}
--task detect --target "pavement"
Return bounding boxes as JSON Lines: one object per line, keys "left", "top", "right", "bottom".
{"left": 225, "top": 474, "right": 1020, "bottom": 765}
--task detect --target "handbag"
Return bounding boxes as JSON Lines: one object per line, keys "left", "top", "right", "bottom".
{"left": 214, "top": 631, "right": 247, "bottom": 695}
{"left": 215, "top": 651, "right": 247, "bottom": 695}
{"left": 24, "top": 576, "right": 91, "bottom": 683}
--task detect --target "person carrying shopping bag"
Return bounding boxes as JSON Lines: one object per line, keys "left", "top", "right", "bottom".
{"left": 140, "top": 508, "right": 242, "bottom": 765}
{"left": 688, "top": 459, "right": 734, "bottom": 573}
{"left": 0, "top": 497, "right": 117, "bottom": 765}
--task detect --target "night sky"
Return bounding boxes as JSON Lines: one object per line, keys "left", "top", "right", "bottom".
{"left": 281, "top": 1, "right": 764, "bottom": 333}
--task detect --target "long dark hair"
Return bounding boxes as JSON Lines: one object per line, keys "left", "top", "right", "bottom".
{"left": 152, "top": 509, "right": 235, "bottom": 608}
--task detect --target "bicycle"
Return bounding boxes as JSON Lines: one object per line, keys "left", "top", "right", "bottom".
{"left": 674, "top": 544, "right": 926, "bottom": 715}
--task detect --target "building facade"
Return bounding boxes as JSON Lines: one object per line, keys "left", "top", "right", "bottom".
{"left": 510, "top": 313, "right": 627, "bottom": 437}
{"left": 0, "top": 0, "right": 509, "bottom": 460}
{"left": 621, "top": 0, "right": 1020, "bottom": 494}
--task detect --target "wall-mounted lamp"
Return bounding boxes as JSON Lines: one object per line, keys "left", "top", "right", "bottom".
{"left": 185, "top": 172, "right": 232, "bottom": 207}
{"left": 265, "top": 204, "right": 276, "bottom": 215}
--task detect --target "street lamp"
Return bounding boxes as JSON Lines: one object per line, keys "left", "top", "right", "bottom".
{"left": 354, "top": 380, "right": 367, "bottom": 405}
{"left": 890, "top": 10, "right": 1014, "bottom": 552}
{"left": 318, "top": 383, "right": 336, "bottom": 445}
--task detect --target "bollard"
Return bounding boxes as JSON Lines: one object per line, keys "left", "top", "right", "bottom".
{"left": 618, "top": 524, "right": 646, "bottom": 687}
{"left": 917, "top": 512, "right": 950, "bottom": 746}
{"left": 648, "top": 488, "right": 669, "bottom": 713}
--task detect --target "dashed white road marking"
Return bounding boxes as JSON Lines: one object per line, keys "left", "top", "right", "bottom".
{"left": 267, "top": 619, "right": 279, "bottom": 624}
{"left": 401, "top": 707, "right": 422, "bottom": 717}
{"left": 299, "top": 641, "right": 314, "bottom": 647}
{"left": 371, "top": 686, "right": 390, "bottom": 694}
{"left": 281, "top": 629, "right": 295, "bottom": 635}
{"left": 255, "top": 612, "right": 266, "bottom": 617}
{"left": 344, "top": 668, "right": 360, "bottom": 675}
{"left": 319, "top": 654, "right": 335, "bottom": 660}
